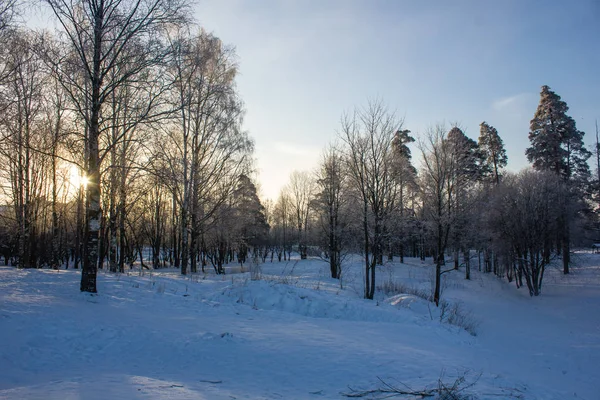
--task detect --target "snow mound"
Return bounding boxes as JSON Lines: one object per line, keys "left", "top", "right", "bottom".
{"left": 384, "top": 293, "right": 434, "bottom": 316}
{"left": 212, "top": 280, "right": 426, "bottom": 325}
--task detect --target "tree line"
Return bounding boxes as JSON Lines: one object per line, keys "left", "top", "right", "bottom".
{"left": 0, "top": 0, "right": 268, "bottom": 293}
{"left": 271, "top": 91, "right": 594, "bottom": 303}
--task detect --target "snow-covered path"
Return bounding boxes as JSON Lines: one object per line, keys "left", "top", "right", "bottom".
{"left": 1, "top": 255, "right": 599, "bottom": 399}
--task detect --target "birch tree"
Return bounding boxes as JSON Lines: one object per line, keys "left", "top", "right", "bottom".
{"left": 43, "top": 0, "right": 188, "bottom": 292}
{"left": 0, "top": 30, "right": 46, "bottom": 269}
{"left": 165, "top": 29, "right": 252, "bottom": 275}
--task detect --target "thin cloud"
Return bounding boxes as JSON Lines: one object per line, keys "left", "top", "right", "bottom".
{"left": 492, "top": 93, "right": 533, "bottom": 111}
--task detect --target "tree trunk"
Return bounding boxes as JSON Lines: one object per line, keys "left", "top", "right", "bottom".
{"left": 464, "top": 249, "right": 470, "bottom": 280}
{"left": 363, "top": 201, "right": 370, "bottom": 299}
{"left": 562, "top": 216, "right": 570, "bottom": 274}
{"left": 108, "top": 108, "right": 118, "bottom": 272}
{"left": 434, "top": 222, "right": 443, "bottom": 306}
{"left": 51, "top": 139, "right": 59, "bottom": 270}
{"left": 74, "top": 186, "right": 83, "bottom": 270}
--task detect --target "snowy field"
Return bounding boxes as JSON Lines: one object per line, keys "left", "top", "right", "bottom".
{"left": 1, "top": 253, "right": 599, "bottom": 399}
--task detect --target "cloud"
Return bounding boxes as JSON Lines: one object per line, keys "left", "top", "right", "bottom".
{"left": 492, "top": 93, "right": 533, "bottom": 111}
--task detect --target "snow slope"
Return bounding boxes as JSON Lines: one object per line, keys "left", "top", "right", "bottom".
{"left": 1, "top": 254, "right": 599, "bottom": 399}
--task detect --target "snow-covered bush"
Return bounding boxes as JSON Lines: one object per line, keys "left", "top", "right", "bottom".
{"left": 250, "top": 255, "right": 261, "bottom": 281}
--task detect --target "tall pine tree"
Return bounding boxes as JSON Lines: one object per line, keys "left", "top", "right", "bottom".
{"left": 447, "top": 127, "right": 483, "bottom": 184}
{"left": 445, "top": 127, "right": 483, "bottom": 273}
{"left": 391, "top": 129, "right": 418, "bottom": 263}
{"left": 478, "top": 122, "right": 507, "bottom": 185}
{"left": 526, "top": 85, "right": 590, "bottom": 274}
{"left": 526, "top": 86, "right": 590, "bottom": 182}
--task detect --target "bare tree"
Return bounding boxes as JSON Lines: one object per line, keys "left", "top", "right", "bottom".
{"left": 43, "top": 0, "right": 188, "bottom": 292}
{"left": 418, "top": 124, "right": 455, "bottom": 306}
{"left": 272, "top": 189, "right": 293, "bottom": 261}
{"left": 0, "top": 30, "right": 47, "bottom": 269}
{"left": 0, "top": 0, "right": 16, "bottom": 32}
{"left": 286, "top": 170, "right": 315, "bottom": 260}
{"left": 43, "top": 51, "right": 71, "bottom": 270}
{"left": 314, "top": 144, "right": 348, "bottom": 278}
{"left": 340, "top": 100, "right": 402, "bottom": 300}
{"left": 164, "top": 29, "right": 252, "bottom": 275}
{"left": 488, "top": 170, "right": 565, "bottom": 296}
{"left": 0, "top": 0, "right": 19, "bottom": 83}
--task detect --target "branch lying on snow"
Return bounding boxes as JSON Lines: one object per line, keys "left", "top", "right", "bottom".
{"left": 341, "top": 378, "right": 434, "bottom": 398}
{"left": 341, "top": 371, "right": 482, "bottom": 399}
{"left": 199, "top": 379, "right": 223, "bottom": 384}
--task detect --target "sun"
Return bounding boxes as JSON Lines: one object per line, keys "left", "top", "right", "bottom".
{"left": 68, "top": 164, "right": 88, "bottom": 190}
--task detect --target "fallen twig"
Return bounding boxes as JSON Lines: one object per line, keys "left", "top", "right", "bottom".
{"left": 341, "top": 371, "right": 480, "bottom": 399}
{"left": 199, "top": 379, "right": 223, "bottom": 384}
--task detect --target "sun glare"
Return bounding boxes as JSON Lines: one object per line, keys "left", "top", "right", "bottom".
{"left": 68, "top": 165, "right": 88, "bottom": 189}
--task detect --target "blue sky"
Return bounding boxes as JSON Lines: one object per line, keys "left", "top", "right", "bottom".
{"left": 193, "top": 0, "right": 600, "bottom": 199}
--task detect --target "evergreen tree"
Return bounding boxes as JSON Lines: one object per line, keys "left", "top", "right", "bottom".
{"left": 526, "top": 85, "right": 591, "bottom": 274}
{"left": 391, "top": 129, "right": 418, "bottom": 195}
{"left": 446, "top": 127, "right": 484, "bottom": 184}
{"left": 478, "top": 122, "right": 507, "bottom": 185}
{"left": 392, "top": 129, "right": 416, "bottom": 162}
{"left": 526, "top": 85, "right": 590, "bottom": 183}
{"left": 445, "top": 127, "right": 483, "bottom": 273}
{"left": 391, "top": 129, "right": 418, "bottom": 263}
{"left": 233, "top": 174, "right": 270, "bottom": 256}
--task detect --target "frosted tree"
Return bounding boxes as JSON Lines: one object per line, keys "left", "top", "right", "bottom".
{"left": 447, "top": 126, "right": 482, "bottom": 184}
{"left": 161, "top": 29, "right": 251, "bottom": 275}
{"left": 287, "top": 170, "right": 315, "bottom": 260}
{"left": 390, "top": 129, "right": 417, "bottom": 263}
{"left": 44, "top": 0, "right": 189, "bottom": 292}
{"left": 0, "top": 0, "right": 16, "bottom": 31}
{"left": 527, "top": 86, "right": 590, "bottom": 183}
{"left": 445, "top": 126, "right": 482, "bottom": 276}
{"left": 0, "top": 0, "right": 18, "bottom": 83}
{"left": 419, "top": 125, "right": 454, "bottom": 305}
{"left": 526, "top": 85, "right": 591, "bottom": 274}
{"left": 340, "top": 100, "right": 402, "bottom": 300}
{"left": 488, "top": 170, "right": 565, "bottom": 296}
{"left": 0, "top": 30, "right": 47, "bottom": 269}
{"left": 273, "top": 190, "right": 293, "bottom": 261}
{"left": 314, "top": 144, "right": 348, "bottom": 278}
{"left": 478, "top": 122, "right": 507, "bottom": 185}
{"left": 232, "top": 174, "right": 270, "bottom": 266}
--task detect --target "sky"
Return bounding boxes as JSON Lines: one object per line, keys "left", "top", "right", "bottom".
{"left": 191, "top": 0, "right": 600, "bottom": 200}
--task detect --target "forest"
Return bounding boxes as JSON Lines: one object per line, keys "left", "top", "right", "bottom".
{"left": 0, "top": 0, "right": 598, "bottom": 308}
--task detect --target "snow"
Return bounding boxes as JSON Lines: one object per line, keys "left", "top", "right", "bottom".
{"left": 1, "top": 254, "right": 599, "bottom": 399}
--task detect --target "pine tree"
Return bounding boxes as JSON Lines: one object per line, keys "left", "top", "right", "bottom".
{"left": 391, "top": 129, "right": 418, "bottom": 197}
{"left": 526, "top": 85, "right": 591, "bottom": 274}
{"left": 233, "top": 174, "right": 270, "bottom": 261}
{"left": 526, "top": 85, "right": 590, "bottom": 183}
{"left": 391, "top": 129, "right": 418, "bottom": 263}
{"left": 478, "top": 122, "right": 507, "bottom": 185}
{"left": 447, "top": 127, "right": 483, "bottom": 184}
{"left": 445, "top": 127, "right": 483, "bottom": 273}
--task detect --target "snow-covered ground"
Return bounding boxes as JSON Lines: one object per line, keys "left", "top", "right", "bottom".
{"left": 1, "top": 253, "right": 599, "bottom": 399}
